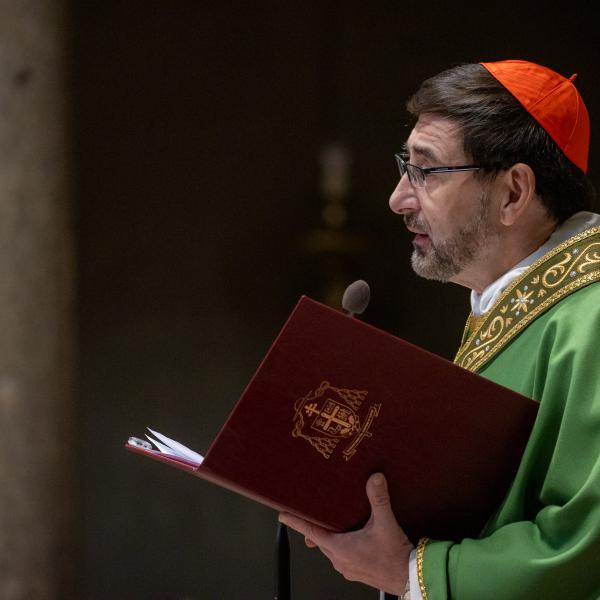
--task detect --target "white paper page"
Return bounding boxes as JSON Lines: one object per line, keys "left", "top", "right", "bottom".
{"left": 146, "top": 428, "right": 204, "bottom": 464}
{"left": 144, "top": 435, "right": 178, "bottom": 457}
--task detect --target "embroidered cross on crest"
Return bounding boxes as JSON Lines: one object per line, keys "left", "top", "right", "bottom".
{"left": 292, "top": 381, "right": 381, "bottom": 461}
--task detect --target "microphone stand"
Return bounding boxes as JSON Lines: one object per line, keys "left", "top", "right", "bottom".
{"left": 274, "top": 522, "right": 290, "bottom": 600}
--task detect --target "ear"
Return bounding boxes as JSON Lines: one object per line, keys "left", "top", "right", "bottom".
{"left": 497, "top": 163, "right": 537, "bottom": 226}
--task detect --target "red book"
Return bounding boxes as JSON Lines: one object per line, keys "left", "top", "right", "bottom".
{"left": 126, "top": 296, "right": 538, "bottom": 542}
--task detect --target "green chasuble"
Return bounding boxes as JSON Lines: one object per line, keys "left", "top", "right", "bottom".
{"left": 418, "top": 227, "right": 600, "bottom": 599}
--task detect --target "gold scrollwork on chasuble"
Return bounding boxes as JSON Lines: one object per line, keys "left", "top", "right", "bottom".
{"left": 455, "top": 227, "right": 600, "bottom": 373}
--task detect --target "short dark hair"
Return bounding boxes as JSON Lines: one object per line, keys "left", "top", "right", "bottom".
{"left": 406, "top": 63, "right": 596, "bottom": 224}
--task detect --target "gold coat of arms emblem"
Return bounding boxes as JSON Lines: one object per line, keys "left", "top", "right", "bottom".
{"left": 292, "top": 381, "right": 381, "bottom": 461}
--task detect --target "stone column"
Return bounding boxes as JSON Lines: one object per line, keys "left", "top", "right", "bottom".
{"left": 0, "top": 1, "right": 77, "bottom": 598}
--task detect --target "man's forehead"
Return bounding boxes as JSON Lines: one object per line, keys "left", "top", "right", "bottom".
{"left": 405, "top": 114, "right": 464, "bottom": 162}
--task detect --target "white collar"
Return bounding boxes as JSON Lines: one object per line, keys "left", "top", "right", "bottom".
{"left": 470, "top": 211, "right": 600, "bottom": 316}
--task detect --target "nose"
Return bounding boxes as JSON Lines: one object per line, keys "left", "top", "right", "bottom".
{"left": 389, "top": 174, "right": 419, "bottom": 214}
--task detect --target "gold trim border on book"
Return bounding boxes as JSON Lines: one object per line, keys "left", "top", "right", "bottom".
{"left": 455, "top": 227, "right": 600, "bottom": 373}
{"left": 416, "top": 537, "right": 430, "bottom": 600}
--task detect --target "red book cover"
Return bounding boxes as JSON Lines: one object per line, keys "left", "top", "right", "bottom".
{"left": 126, "top": 296, "right": 538, "bottom": 543}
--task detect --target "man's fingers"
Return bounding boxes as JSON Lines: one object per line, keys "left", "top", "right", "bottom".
{"left": 279, "top": 513, "right": 331, "bottom": 547}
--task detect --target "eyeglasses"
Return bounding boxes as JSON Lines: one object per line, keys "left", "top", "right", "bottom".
{"left": 394, "top": 153, "right": 483, "bottom": 188}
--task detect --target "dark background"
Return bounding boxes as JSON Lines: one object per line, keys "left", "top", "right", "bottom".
{"left": 70, "top": 2, "right": 600, "bottom": 598}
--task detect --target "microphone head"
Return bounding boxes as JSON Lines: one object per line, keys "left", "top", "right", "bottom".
{"left": 342, "top": 280, "right": 370, "bottom": 315}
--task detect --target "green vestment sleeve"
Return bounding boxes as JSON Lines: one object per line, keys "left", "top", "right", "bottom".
{"left": 420, "top": 282, "right": 600, "bottom": 599}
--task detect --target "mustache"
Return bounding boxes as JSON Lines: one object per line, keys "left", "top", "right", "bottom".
{"left": 403, "top": 214, "right": 430, "bottom": 234}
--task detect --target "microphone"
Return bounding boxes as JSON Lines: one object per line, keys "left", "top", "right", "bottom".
{"left": 342, "top": 280, "right": 370, "bottom": 317}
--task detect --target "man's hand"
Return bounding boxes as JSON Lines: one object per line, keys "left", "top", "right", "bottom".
{"left": 278, "top": 473, "right": 413, "bottom": 594}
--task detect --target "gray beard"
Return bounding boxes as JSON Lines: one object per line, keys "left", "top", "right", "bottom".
{"left": 406, "top": 194, "right": 492, "bottom": 282}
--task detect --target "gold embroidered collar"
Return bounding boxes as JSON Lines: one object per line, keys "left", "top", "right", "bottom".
{"left": 455, "top": 226, "right": 600, "bottom": 372}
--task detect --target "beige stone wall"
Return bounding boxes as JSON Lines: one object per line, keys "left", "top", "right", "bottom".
{"left": 0, "top": 1, "right": 77, "bottom": 598}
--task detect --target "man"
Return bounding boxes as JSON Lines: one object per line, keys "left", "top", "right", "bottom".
{"left": 280, "top": 60, "right": 600, "bottom": 599}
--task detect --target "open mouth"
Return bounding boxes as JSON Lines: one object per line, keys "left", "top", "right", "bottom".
{"left": 413, "top": 233, "right": 430, "bottom": 245}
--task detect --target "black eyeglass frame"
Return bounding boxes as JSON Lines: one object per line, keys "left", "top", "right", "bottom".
{"left": 394, "top": 153, "right": 484, "bottom": 187}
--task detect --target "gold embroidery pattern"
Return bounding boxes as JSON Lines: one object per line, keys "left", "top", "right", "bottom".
{"left": 542, "top": 242, "right": 600, "bottom": 288}
{"left": 455, "top": 227, "right": 600, "bottom": 372}
{"left": 416, "top": 537, "right": 430, "bottom": 600}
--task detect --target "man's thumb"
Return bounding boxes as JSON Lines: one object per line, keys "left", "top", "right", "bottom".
{"left": 366, "top": 473, "right": 393, "bottom": 519}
